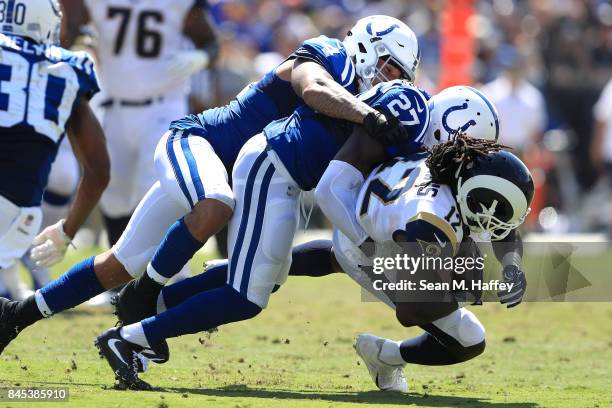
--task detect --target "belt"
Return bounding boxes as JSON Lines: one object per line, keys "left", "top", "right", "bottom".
{"left": 100, "top": 95, "right": 164, "bottom": 108}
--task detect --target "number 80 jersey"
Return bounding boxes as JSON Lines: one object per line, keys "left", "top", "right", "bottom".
{"left": 0, "top": 34, "right": 99, "bottom": 207}
{"left": 356, "top": 155, "right": 464, "bottom": 254}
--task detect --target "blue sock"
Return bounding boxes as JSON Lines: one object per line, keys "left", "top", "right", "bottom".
{"left": 161, "top": 261, "right": 228, "bottom": 309}
{"left": 148, "top": 217, "right": 203, "bottom": 282}
{"left": 38, "top": 256, "right": 105, "bottom": 313}
{"left": 142, "top": 284, "right": 261, "bottom": 344}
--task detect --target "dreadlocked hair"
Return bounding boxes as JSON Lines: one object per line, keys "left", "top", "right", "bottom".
{"left": 425, "top": 132, "right": 508, "bottom": 185}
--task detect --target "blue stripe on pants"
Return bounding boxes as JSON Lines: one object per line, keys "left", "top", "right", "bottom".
{"left": 228, "top": 151, "right": 267, "bottom": 285}
{"left": 240, "top": 163, "right": 275, "bottom": 295}
{"left": 180, "top": 135, "right": 205, "bottom": 202}
{"left": 166, "top": 132, "right": 194, "bottom": 208}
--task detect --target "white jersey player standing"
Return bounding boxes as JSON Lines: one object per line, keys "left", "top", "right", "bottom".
{"left": 61, "top": 0, "right": 218, "bottom": 246}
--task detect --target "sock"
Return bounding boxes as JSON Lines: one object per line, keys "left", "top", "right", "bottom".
{"left": 146, "top": 218, "right": 204, "bottom": 285}
{"left": 103, "top": 214, "right": 132, "bottom": 247}
{"left": 37, "top": 256, "right": 105, "bottom": 316}
{"left": 379, "top": 339, "right": 405, "bottom": 366}
{"left": 399, "top": 332, "right": 467, "bottom": 366}
{"left": 288, "top": 240, "right": 337, "bottom": 277}
{"left": 160, "top": 260, "right": 228, "bottom": 311}
{"left": 120, "top": 323, "right": 150, "bottom": 348}
{"left": 142, "top": 284, "right": 261, "bottom": 345}
{"left": 12, "top": 295, "right": 43, "bottom": 327}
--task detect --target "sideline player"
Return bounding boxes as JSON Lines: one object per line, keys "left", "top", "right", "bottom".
{"left": 60, "top": 0, "right": 218, "bottom": 245}
{"left": 0, "top": 2, "right": 109, "bottom": 307}
{"left": 0, "top": 16, "right": 419, "bottom": 362}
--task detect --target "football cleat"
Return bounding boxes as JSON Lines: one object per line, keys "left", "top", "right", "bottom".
{"left": 95, "top": 327, "right": 152, "bottom": 391}
{"left": 112, "top": 281, "right": 157, "bottom": 325}
{"left": 355, "top": 333, "right": 408, "bottom": 392}
{"left": 0, "top": 298, "right": 21, "bottom": 354}
{"left": 111, "top": 282, "right": 169, "bottom": 365}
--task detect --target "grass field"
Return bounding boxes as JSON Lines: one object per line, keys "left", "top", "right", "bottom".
{"left": 0, "top": 248, "right": 611, "bottom": 408}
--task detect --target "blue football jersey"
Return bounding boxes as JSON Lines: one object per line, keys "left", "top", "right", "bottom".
{"left": 0, "top": 34, "right": 99, "bottom": 207}
{"left": 265, "top": 80, "right": 430, "bottom": 191}
{"left": 169, "top": 35, "right": 357, "bottom": 173}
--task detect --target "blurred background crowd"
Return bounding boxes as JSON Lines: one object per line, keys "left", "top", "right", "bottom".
{"left": 191, "top": 0, "right": 611, "bottom": 236}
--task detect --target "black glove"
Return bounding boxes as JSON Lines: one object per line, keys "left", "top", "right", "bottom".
{"left": 497, "top": 265, "right": 527, "bottom": 308}
{"left": 363, "top": 110, "right": 409, "bottom": 146}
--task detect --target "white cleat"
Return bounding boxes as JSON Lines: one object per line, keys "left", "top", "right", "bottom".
{"left": 355, "top": 333, "right": 408, "bottom": 392}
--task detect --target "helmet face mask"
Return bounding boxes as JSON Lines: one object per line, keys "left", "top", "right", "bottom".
{"left": 454, "top": 151, "right": 534, "bottom": 241}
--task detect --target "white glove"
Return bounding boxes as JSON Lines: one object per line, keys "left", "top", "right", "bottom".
{"left": 167, "top": 50, "right": 210, "bottom": 82}
{"left": 30, "top": 219, "right": 73, "bottom": 267}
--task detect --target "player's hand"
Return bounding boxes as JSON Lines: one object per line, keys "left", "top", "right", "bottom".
{"left": 30, "top": 220, "right": 73, "bottom": 267}
{"left": 167, "top": 50, "right": 210, "bottom": 82}
{"left": 362, "top": 110, "right": 409, "bottom": 146}
{"left": 497, "top": 265, "right": 527, "bottom": 308}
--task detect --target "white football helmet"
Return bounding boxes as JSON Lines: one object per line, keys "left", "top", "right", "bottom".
{"left": 344, "top": 15, "right": 420, "bottom": 91}
{"left": 1, "top": 0, "right": 61, "bottom": 44}
{"left": 424, "top": 86, "right": 500, "bottom": 148}
{"left": 455, "top": 150, "right": 534, "bottom": 241}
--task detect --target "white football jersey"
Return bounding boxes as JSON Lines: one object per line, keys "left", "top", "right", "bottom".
{"left": 356, "top": 156, "right": 464, "bottom": 252}
{"left": 84, "top": 0, "right": 196, "bottom": 99}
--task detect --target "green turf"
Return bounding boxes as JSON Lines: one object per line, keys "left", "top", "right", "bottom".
{"left": 0, "top": 248, "right": 611, "bottom": 408}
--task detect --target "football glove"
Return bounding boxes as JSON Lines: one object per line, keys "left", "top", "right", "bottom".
{"left": 363, "top": 110, "right": 409, "bottom": 146}
{"left": 167, "top": 50, "right": 210, "bottom": 82}
{"left": 497, "top": 265, "right": 527, "bottom": 308}
{"left": 30, "top": 219, "right": 73, "bottom": 267}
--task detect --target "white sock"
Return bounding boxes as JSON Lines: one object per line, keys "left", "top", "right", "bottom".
{"left": 120, "top": 323, "right": 150, "bottom": 348}
{"left": 146, "top": 263, "right": 169, "bottom": 285}
{"left": 379, "top": 339, "right": 405, "bottom": 366}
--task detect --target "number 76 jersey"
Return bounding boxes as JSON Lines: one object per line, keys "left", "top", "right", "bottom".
{"left": 356, "top": 155, "right": 464, "bottom": 254}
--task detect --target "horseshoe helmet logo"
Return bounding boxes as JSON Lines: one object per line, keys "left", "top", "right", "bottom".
{"left": 441, "top": 103, "right": 477, "bottom": 135}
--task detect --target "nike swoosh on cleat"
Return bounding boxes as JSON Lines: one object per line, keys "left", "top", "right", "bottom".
{"left": 108, "top": 338, "right": 127, "bottom": 366}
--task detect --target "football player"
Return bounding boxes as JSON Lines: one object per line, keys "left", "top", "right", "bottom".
{"left": 109, "top": 86, "right": 531, "bottom": 392}
{"left": 59, "top": 0, "right": 219, "bottom": 247}
{"left": 93, "top": 78, "right": 432, "bottom": 389}
{"left": 0, "top": 15, "right": 419, "bottom": 367}
{"left": 0, "top": 2, "right": 109, "bottom": 305}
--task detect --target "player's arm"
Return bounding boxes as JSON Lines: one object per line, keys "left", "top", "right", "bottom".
{"left": 183, "top": 2, "right": 219, "bottom": 61}
{"left": 314, "top": 127, "right": 386, "bottom": 245}
{"left": 292, "top": 59, "right": 375, "bottom": 125}
{"left": 291, "top": 60, "right": 406, "bottom": 145}
{"left": 492, "top": 229, "right": 527, "bottom": 308}
{"left": 64, "top": 96, "right": 110, "bottom": 237}
{"left": 59, "top": 0, "right": 90, "bottom": 48}
{"left": 30, "top": 97, "right": 110, "bottom": 267}
{"left": 168, "top": 2, "right": 219, "bottom": 82}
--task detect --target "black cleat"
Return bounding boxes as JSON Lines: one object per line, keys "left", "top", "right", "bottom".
{"left": 0, "top": 298, "right": 21, "bottom": 354}
{"left": 95, "top": 327, "right": 153, "bottom": 391}
{"left": 111, "top": 281, "right": 157, "bottom": 326}
{"left": 111, "top": 282, "right": 170, "bottom": 365}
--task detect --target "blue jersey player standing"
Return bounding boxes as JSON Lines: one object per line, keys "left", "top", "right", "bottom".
{"left": 0, "top": 2, "right": 108, "bottom": 299}
{"left": 0, "top": 15, "right": 419, "bottom": 372}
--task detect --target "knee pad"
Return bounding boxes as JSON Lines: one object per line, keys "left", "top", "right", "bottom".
{"left": 433, "top": 308, "right": 486, "bottom": 348}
